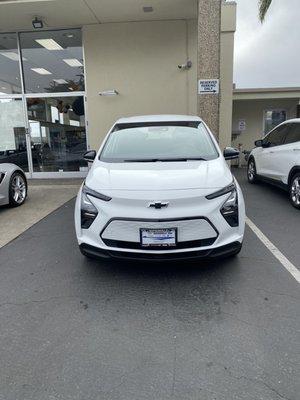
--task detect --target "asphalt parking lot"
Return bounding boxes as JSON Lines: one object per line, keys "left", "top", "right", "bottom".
{"left": 0, "top": 169, "right": 299, "bottom": 400}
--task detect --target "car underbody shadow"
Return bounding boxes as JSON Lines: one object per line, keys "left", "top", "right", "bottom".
{"left": 80, "top": 252, "right": 241, "bottom": 281}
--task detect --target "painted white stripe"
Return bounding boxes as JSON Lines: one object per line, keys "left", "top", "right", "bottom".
{"left": 246, "top": 217, "right": 300, "bottom": 284}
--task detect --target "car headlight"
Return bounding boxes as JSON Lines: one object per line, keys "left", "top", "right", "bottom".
{"left": 0, "top": 172, "right": 5, "bottom": 185}
{"left": 220, "top": 188, "right": 239, "bottom": 227}
{"left": 80, "top": 184, "right": 111, "bottom": 229}
{"left": 81, "top": 191, "right": 98, "bottom": 229}
{"left": 206, "top": 182, "right": 239, "bottom": 227}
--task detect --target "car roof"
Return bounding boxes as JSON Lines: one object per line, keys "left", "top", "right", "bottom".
{"left": 114, "top": 115, "right": 202, "bottom": 124}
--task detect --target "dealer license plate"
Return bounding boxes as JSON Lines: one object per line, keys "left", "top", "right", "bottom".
{"left": 140, "top": 228, "right": 177, "bottom": 247}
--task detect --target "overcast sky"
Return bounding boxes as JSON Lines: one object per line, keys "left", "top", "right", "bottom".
{"left": 234, "top": 0, "right": 300, "bottom": 89}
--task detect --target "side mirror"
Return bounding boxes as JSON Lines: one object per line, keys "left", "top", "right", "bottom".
{"left": 254, "top": 139, "right": 263, "bottom": 147}
{"left": 83, "top": 150, "right": 96, "bottom": 162}
{"left": 223, "top": 147, "right": 240, "bottom": 160}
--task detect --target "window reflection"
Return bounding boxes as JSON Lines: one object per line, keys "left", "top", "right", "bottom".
{"left": 0, "top": 98, "right": 28, "bottom": 171}
{"left": 0, "top": 34, "right": 22, "bottom": 94}
{"left": 27, "top": 96, "right": 87, "bottom": 172}
{"left": 264, "top": 110, "right": 287, "bottom": 134}
{"left": 20, "top": 29, "right": 84, "bottom": 94}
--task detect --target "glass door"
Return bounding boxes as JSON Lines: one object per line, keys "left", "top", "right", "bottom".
{"left": 26, "top": 95, "right": 88, "bottom": 173}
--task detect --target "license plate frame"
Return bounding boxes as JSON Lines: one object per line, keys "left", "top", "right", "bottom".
{"left": 140, "top": 228, "right": 177, "bottom": 248}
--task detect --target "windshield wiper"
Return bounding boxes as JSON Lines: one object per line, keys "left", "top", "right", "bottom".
{"left": 123, "top": 157, "right": 207, "bottom": 162}
{"left": 124, "top": 158, "right": 161, "bottom": 162}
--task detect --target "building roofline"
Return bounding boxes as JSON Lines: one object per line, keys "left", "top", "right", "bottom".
{"left": 233, "top": 87, "right": 300, "bottom": 101}
{"left": 234, "top": 87, "right": 300, "bottom": 94}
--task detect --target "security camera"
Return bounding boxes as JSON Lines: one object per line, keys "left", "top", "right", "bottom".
{"left": 178, "top": 60, "right": 192, "bottom": 70}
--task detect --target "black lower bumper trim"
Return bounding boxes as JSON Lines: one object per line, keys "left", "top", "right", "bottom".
{"left": 102, "top": 237, "right": 216, "bottom": 250}
{"left": 79, "top": 241, "right": 242, "bottom": 262}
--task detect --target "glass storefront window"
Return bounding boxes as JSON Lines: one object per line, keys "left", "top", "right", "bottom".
{"left": 20, "top": 29, "right": 85, "bottom": 94}
{"left": 0, "top": 29, "right": 87, "bottom": 176}
{"left": 264, "top": 109, "right": 287, "bottom": 134}
{"left": 0, "top": 34, "right": 22, "bottom": 94}
{"left": 0, "top": 98, "right": 28, "bottom": 171}
{"left": 27, "top": 96, "right": 87, "bottom": 172}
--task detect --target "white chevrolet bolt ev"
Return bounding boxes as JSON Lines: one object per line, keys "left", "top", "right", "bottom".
{"left": 248, "top": 118, "right": 300, "bottom": 209}
{"left": 75, "top": 115, "right": 245, "bottom": 261}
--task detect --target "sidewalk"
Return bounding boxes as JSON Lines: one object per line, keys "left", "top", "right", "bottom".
{"left": 0, "top": 179, "right": 82, "bottom": 248}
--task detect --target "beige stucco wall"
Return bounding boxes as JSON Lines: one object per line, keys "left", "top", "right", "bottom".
{"left": 83, "top": 20, "right": 197, "bottom": 150}
{"left": 83, "top": 3, "right": 235, "bottom": 150}
{"left": 232, "top": 98, "right": 298, "bottom": 152}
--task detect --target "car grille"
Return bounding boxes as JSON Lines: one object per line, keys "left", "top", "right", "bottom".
{"left": 100, "top": 217, "right": 218, "bottom": 251}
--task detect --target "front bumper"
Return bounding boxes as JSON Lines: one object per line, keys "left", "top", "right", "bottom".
{"left": 75, "top": 180, "right": 245, "bottom": 261}
{"left": 79, "top": 241, "right": 242, "bottom": 262}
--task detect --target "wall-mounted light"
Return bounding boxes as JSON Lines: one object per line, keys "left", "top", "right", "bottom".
{"left": 99, "top": 90, "right": 119, "bottom": 96}
{"left": 32, "top": 17, "right": 44, "bottom": 29}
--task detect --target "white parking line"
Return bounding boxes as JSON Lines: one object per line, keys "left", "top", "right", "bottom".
{"left": 246, "top": 217, "right": 300, "bottom": 284}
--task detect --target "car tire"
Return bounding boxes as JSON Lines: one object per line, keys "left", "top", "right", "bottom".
{"left": 247, "top": 158, "right": 257, "bottom": 184}
{"left": 289, "top": 172, "right": 300, "bottom": 209}
{"left": 9, "top": 171, "right": 27, "bottom": 207}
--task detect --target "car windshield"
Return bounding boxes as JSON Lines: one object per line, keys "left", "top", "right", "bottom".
{"left": 100, "top": 123, "right": 219, "bottom": 162}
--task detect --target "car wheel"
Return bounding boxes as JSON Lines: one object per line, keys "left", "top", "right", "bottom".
{"left": 9, "top": 171, "right": 27, "bottom": 207}
{"left": 247, "top": 158, "right": 257, "bottom": 184}
{"left": 289, "top": 173, "right": 300, "bottom": 209}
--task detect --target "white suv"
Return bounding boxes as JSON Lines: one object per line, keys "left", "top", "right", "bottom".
{"left": 247, "top": 119, "right": 300, "bottom": 208}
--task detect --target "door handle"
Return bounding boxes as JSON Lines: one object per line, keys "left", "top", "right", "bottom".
{"left": 293, "top": 148, "right": 300, "bottom": 151}
{"left": 269, "top": 151, "right": 274, "bottom": 154}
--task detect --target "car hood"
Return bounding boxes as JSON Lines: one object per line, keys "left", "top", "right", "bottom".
{"left": 86, "top": 158, "right": 232, "bottom": 192}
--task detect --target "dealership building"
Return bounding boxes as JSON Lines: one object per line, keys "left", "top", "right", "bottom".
{"left": 0, "top": 0, "right": 236, "bottom": 178}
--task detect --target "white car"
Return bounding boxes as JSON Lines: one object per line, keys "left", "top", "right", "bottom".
{"left": 248, "top": 118, "right": 300, "bottom": 208}
{"left": 75, "top": 115, "right": 245, "bottom": 261}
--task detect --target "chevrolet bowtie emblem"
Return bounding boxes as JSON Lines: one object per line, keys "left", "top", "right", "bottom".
{"left": 148, "top": 201, "right": 169, "bottom": 209}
